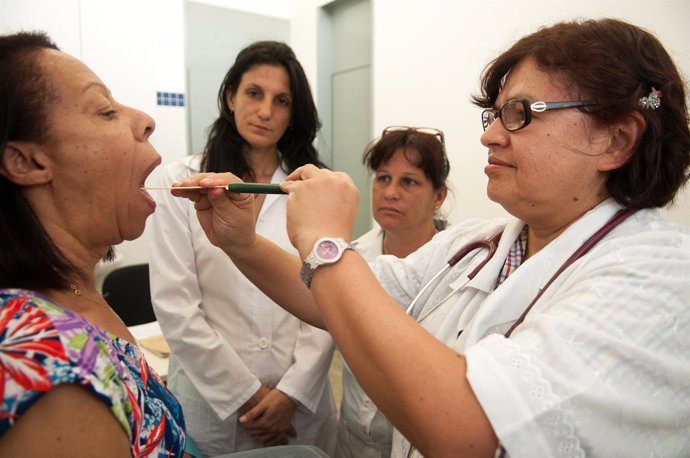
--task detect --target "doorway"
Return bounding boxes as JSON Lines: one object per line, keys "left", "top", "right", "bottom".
{"left": 185, "top": 1, "right": 290, "bottom": 155}
{"left": 319, "top": 0, "right": 373, "bottom": 238}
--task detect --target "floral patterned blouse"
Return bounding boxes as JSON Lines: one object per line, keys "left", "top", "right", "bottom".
{"left": 0, "top": 289, "right": 186, "bottom": 457}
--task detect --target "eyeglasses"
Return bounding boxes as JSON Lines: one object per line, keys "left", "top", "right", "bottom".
{"left": 381, "top": 126, "right": 449, "bottom": 176}
{"left": 382, "top": 126, "right": 445, "bottom": 151}
{"left": 481, "top": 99, "right": 596, "bottom": 132}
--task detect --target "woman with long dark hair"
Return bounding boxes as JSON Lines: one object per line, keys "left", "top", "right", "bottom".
{"left": 148, "top": 41, "right": 336, "bottom": 456}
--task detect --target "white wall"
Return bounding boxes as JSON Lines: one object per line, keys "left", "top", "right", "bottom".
{"left": 2, "top": 0, "right": 689, "bottom": 277}
{"left": 291, "top": 0, "right": 690, "bottom": 227}
{"left": 1, "top": 0, "right": 188, "bottom": 281}
{"left": 191, "top": 0, "right": 291, "bottom": 18}
{"left": 1, "top": 0, "right": 188, "bottom": 167}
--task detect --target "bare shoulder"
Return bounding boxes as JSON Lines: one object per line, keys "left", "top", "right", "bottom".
{"left": 0, "top": 383, "right": 130, "bottom": 458}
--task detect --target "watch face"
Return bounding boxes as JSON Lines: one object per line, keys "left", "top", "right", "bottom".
{"left": 316, "top": 240, "right": 340, "bottom": 260}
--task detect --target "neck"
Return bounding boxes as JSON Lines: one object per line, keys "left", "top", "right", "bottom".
{"left": 382, "top": 224, "right": 438, "bottom": 258}
{"left": 526, "top": 208, "right": 603, "bottom": 258}
{"left": 523, "top": 195, "right": 610, "bottom": 257}
{"left": 36, "top": 216, "right": 106, "bottom": 283}
{"left": 246, "top": 148, "right": 280, "bottom": 182}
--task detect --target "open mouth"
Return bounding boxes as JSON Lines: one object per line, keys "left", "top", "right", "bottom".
{"left": 139, "top": 159, "right": 161, "bottom": 210}
{"left": 139, "top": 185, "right": 157, "bottom": 210}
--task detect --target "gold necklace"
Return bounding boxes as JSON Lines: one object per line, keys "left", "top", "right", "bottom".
{"left": 69, "top": 283, "right": 128, "bottom": 328}
{"left": 69, "top": 283, "right": 102, "bottom": 302}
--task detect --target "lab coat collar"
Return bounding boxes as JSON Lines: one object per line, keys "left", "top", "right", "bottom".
{"left": 447, "top": 219, "right": 526, "bottom": 293}
{"left": 459, "top": 198, "right": 624, "bottom": 346}
{"left": 181, "top": 152, "right": 202, "bottom": 171}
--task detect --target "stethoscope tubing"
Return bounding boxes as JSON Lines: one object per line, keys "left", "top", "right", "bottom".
{"left": 405, "top": 231, "right": 503, "bottom": 318}
{"left": 401, "top": 206, "right": 637, "bottom": 458}
{"left": 405, "top": 208, "right": 637, "bottom": 329}
{"left": 503, "top": 206, "right": 637, "bottom": 337}
{"left": 404, "top": 264, "right": 450, "bottom": 315}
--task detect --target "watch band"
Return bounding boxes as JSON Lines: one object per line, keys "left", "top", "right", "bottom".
{"left": 300, "top": 237, "right": 353, "bottom": 288}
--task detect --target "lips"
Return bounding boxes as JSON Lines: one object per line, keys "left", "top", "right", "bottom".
{"left": 487, "top": 156, "right": 511, "bottom": 167}
{"left": 140, "top": 187, "right": 157, "bottom": 211}
{"left": 485, "top": 155, "right": 514, "bottom": 176}
{"left": 378, "top": 206, "right": 402, "bottom": 216}
{"left": 250, "top": 123, "right": 271, "bottom": 133}
{"left": 140, "top": 157, "right": 161, "bottom": 211}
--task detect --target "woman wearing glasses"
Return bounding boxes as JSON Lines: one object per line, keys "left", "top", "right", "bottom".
{"left": 337, "top": 126, "right": 449, "bottom": 458}
{"left": 170, "top": 18, "right": 689, "bottom": 457}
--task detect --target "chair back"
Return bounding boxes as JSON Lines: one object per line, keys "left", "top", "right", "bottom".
{"left": 102, "top": 263, "right": 157, "bottom": 326}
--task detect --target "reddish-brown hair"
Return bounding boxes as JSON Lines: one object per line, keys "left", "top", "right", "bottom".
{"left": 473, "top": 18, "right": 690, "bottom": 208}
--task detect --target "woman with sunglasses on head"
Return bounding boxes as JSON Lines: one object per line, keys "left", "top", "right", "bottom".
{"left": 358, "top": 127, "right": 450, "bottom": 259}
{"left": 171, "top": 18, "right": 690, "bottom": 457}
{"left": 336, "top": 126, "right": 449, "bottom": 458}
{"left": 148, "top": 41, "right": 336, "bottom": 456}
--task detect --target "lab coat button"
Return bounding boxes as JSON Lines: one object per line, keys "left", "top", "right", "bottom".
{"left": 258, "top": 337, "right": 270, "bottom": 349}
{"left": 364, "top": 400, "right": 373, "bottom": 408}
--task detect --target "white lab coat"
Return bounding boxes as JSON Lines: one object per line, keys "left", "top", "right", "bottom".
{"left": 336, "top": 227, "right": 395, "bottom": 458}
{"left": 367, "top": 199, "right": 690, "bottom": 458}
{"left": 148, "top": 155, "right": 336, "bottom": 456}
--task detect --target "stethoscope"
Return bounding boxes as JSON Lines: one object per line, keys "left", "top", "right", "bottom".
{"left": 405, "top": 207, "right": 638, "bottom": 329}
{"left": 404, "top": 231, "right": 503, "bottom": 319}
{"left": 402, "top": 206, "right": 639, "bottom": 458}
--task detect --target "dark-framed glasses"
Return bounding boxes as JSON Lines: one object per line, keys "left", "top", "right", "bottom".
{"left": 481, "top": 99, "right": 596, "bottom": 132}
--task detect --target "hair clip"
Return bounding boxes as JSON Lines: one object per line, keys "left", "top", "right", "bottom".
{"left": 639, "top": 87, "right": 662, "bottom": 110}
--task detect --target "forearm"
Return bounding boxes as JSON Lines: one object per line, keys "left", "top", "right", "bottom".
{"left": 309, "top": 252, "right": 498, "bottom": 457}
{"left": 228, "top": 235, "right": 325, "bottom": 328}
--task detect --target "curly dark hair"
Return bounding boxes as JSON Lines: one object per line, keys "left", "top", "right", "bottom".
{"left": 201, "top": 41, "right": 325, "bottom": 178}
{"left": 472, "top": 18, "right": 690, "bottom": 208}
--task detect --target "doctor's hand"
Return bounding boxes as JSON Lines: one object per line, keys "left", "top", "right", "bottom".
{"left": 239, "top": 387, "right": 297, "bottom": 447}
{"left": 170, "top": 173, "right": 257, "bottom": 255}
{"left": 282, "top": 165, "right": 359, "bottom": 258}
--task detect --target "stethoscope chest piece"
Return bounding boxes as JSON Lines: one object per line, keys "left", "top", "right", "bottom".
{"left": 406, "top": 231, "right": 503, "bottom": 321}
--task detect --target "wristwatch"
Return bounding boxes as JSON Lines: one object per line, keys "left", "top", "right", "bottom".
{"left": 300, "top": 237, "right": 353, "bottom": 288}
